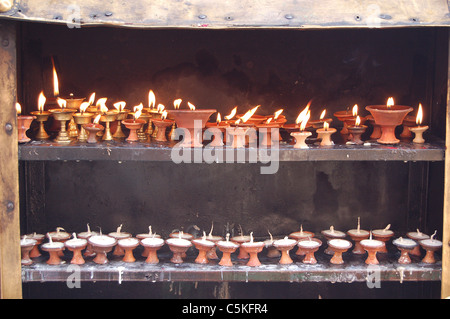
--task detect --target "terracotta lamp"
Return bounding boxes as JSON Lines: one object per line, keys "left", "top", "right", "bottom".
{"left": 360, "top": 233, "right": 384, "bottom": 265}
{"left": 392, "top": 237, "right": 417, "bottom": 264}
{"left": 321, "top": 226, "right": 346, "bottom": 255}
{"left": 20, "top": 236, "right": 37, "bottom": 266}
{"left": 406, "top": 229, "right": 429, "bottom": 256}
{"left": 289, "top": 225, "right": 314, "bottom": 256}
{"left": 108, "top": 224, "right": 132, "bottom": 256}
{"left": 140, "top": 237, "right": 165, "bottom": 264}
{"left": 419, "top": 231, "right": 442, "bottom": 264}
{"left": 256, "top": 117, "right": 282, "bottom": 147}
{"left": 24, "top": 233, "right": 45, "bottom": 258}
{"left": 88, "top": 234, "right": 117, "bottom": 264}
{"left": 192, "top": 232, "right": 216, "bottom": 264}
{"left": 16, "top": 103, "right": 36, "bottom": 143}
{"left": 77, "top": 224, "right": 99, "bottom": 258}
{"left": 371, "top": 224, "right": 394, "bottom": 253}
{"left": 166, "top": 235, "right": 192, "bottom": 264}
{"left": 240, "top": 232, "right": 265, "bottom": 267}
{"left": 297, "top": 238, "right": 322, "bottom": 264}
{"left": 409, "top": 103, "right": 429, "bottom": 144}
{"left": 83, "top": 114, "right": 104, "bottom": 144}
{"left": 217, "top": 234, "right": 240, "bottom": 267}
{"left": 136, "top": 226, "right": 162, "bottom": 257}
{"left": 64, "top": 233, "right": 88, "bottom": 265}
{"left": 118, "top": 237, "right": 140, "bottom": 263}
{"left": 327, "top": 239, "right": 352, "bottom": 265}
{"left": 347, "top": 219, "right": 370, "bottom": 255}
{"left": 347, "top": 116, "right": 367, "bottom": 145}
{"left": 316, "top": 121, "right": 336, "bottom": 146}
{"left": 231, "top": 234, "right": 251, "bottom": 259}
{"left": 41, "top": 234, "right": 65, "bottom": 265}
{"left": 205, "top": 113, "right": 230, "bottom": 147}
{"left": 152, "top": 111, "right": 175, "bottom": 142}
{"left": 272, "top": 236, "right": 297, "bottom": 265}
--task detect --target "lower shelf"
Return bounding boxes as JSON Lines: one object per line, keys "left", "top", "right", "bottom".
{"left": 22, "top": 250, "right": 441, "bottom": 283}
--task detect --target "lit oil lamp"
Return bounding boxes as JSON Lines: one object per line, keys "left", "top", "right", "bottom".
{"left": 83, "top": 114, "right": 104, "bottom": 143}
{"left": 205, "top": 112, "right": 229, "bottom": 147}
{"left": 108, "top": 224, "right": 132, "bottom": 256}
{"left": 309, "top": 109, "right": 332, "bottom": 129}
{"left": 96, "top": 98, "right": 119, "bottom": 141}
{"left": 64, "top": 233, "right": 88, "bottom": 265}
{"left": 419, "top": 230, "right": 442, "bottom": 264}
{"left": 256, "top": 117, "right": 280, "bottom": 147}
{"left": 360, "top": 231, "right": 384, "bottom": 265}
{"left": 112, "top": 101, "right": 130, "bottom": 140}
{"left": 166, "top": 232, "right": 192, "bottom": 264}
{"left": 289, "top": 225, "right": 314, "bottom": 256}
{"left": 297, "top": 237, "right": 322, "bottom": 264}
{"left": 192, "top": 232, "right": 216, "bottom": 264}
{"left": 152, "top": 110, "right": 174, "bottom": 142}
{"left": 291, "top": 107, "right": 311, "bottom": 149}
{"left": 406, "top": 229, "right": 429, "bottom": 256}
{"left": 334, "top": 105, "right": 356, "bottom": 136}
{"left": 240, "top": 232, "right": 265, "bottom": 267}
{"left": 16, "top": 102, "right": 36, "bottom": 143}
{"left": 30, "top": 92, "right": 51, "bottom": 140}
{"left": 72, "top": 102, "right": 94, "bottom": 142}
{"left": 88, "top": 231, "right": 117, "bottom": 264}
{"left": 321, "top": 226, "right": 346, "bottom": 255}
{"left": 136, "top": 226, "right": 162, "bottom": 257}
{"left": 118, "top": 237, "right": 140, "bottom": 263}
{"left": 392, "top": 237, "right": 417, "bottom": 264}
{"left": 273, "top": 236, "right": 297, "bottom": 265}
{"left": 49, "top": 97, "right": 77, "bottom": 144}
{"left": 77, "top": 223, "right": 99, "bottom": 257}
{"left": 346, "top": 217, "right": 370, "bottom": 254}
{"left": 327, "top": 239, "right": 352, "bottom": 265}
{"left": 168, "top": 101, "right": 216, "bottom": 148}
{"left": 85, "top": 93, "right": 98, "bottom": 113}
{"left": 316, "top": 121, "right": 336, "bottom": 146}
{"left": 230, "top": 105, "right": 260, "bottom": 147}
{"left": 41, "top": 233, "right": 65, "bottom": 265}
{"left": 140, "top": 236, "right": 165, "bottom": 264}
{"left": 142, "top": 90, "right": 158, "bottom": 137}
{"left": 23, "top": 232, "right": 45, "bottom": 258}
{"left": 409, "top": 103, "right": 429, "bottom": 144}
{"left": 347, "top": 115, "right": 367, "bottom": 145}
{"left": 236, "top": 105, "right": 267, "bottom": 125}
{"left": 123, "top": 104, "right": 146, "bottom": 142}
{"left": 366, "top": 97, "right": 413, "bottom": 144}
{"left": 372, "top": 224, "right": 394, "bottom": 253}
{"left": 20, "top": 235, "right": 37, "bottom": 265}
{"left": 217, "top": 233, "right": 239, "bottom": 267}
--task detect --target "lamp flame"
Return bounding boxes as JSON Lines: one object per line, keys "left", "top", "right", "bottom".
{"left": 225, "top": 106, "right": 237, "bottom": 120}
{"left": 274, "top": 109, "right": 283, "bottom": 120}
{"left": 57, "top": 97, "right": 67, "bottom": 109}
{"left": 187, "top": 102, "right": 196, "bottom": 111}
{"left": 216, "top": 112, "right": 221, "bottom": 124}
{"left": 355, "top": 115, "right": 361, "bottom": 126}
{"left": 51, "top": 57, "right": 59, "bottom": 97}
{"left": 88, "top": 92, "right": 96, "bottom": 105}
{"left": 295, "top": 101, "right": 311, "bottom": 125}
{"left": 97, "top": 98, "right": 108, "bottom": 114}
{"left": 38, "top": 91, "right": 46, "bottom": 112}
{"left": 79, "top": 102, "right": 89, "bottom": 114}
{"left": 324, "top": 121, "right": 329, "bottom": 131}
{"left": 148, "top": 90, "right": 156, "bottom": 109}
{"left": 416, "top": 103, "right": 423, "bottom": 125}
{"left": 352, "top": 104, "right": 358, "bottom": 116}
{"left": 161, "top": 110, "right": 168, "bottom": 120}
{"left": 387, "top": 97, "right": 394, "bottom": 108}
{"left": 134, "top": 103, "right": 143, "bottom": 120}
{"left": 266, "top": 117, "right": 273, "bottom": 124}
{"left": 320, "top": 109, "right": 326, "bottom": 120}
{"left": 299, "top": 110, "right": 310, "bottom": 131}
{"left": 93, "top": 114, "right": 101, "bottom": 124}
{"left": 16, "top": 102, "right": 21, "bottom": 115}
{"left": 173, "top": 99, "right": 182, "bottom": 109}
{"left": 113, "top": 101, "right": 126, "bottom": 112}
{"left": 157, "top": 104, "right": 165, "bottom": 113}
{"left": 241, "top": 105, "right": 260, "bottom": 123}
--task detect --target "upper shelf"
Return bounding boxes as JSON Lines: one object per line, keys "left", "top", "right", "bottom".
{"left": 1, "top": 0, "right": 450, "bottom": 29}
{"left": 18, "top": 138, "right": 445, "bottom": 162}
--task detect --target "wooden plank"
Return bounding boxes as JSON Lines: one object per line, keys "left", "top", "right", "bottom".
{"left": 0, "top": 0, "right": 449, "bottom": 28}
{"left": 0, "top": 20, "right": 21, "bottom": 299}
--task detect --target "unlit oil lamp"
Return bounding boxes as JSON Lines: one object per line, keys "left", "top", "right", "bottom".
{"left": 41, "top": 233, "right": 65, "bottom": 265}
{"left": 360, "top": 232, "right": 384, "bottom": 265}
{"left": 88, "top": 231, "right": 117, "bottom": 264}
{"left": 297, "top": 238, "right": 322, "bottom": 264}
{"left": 47, "top": 227, "right": 70, "bottom": 256}
{"left": 64, "top": 233, "right": 88, "bottom": 265}
{"left": 240, "top": 232, "right": 265, "bottom": 267}
{"left": 264, "top": 231, "right": 280, "bottom": 258}
{"left": 347, "top": 115, "right": 367, "bottom": 145}
{"left": 328, "top": 239, "right": 352, "bottom": 265}
{"left": 136, "top": 226, "right": 162, "bottom": 257}
{"left": 193, "top": 232, "right": 216, "bottom": 264}
{"left": 334, "top": 106, "right": 355, "bottom": 137}
{"left": 83, "top": 114, "right": 104, "bottom": 144}
{"left": 289, "top": 225, "right": 314, "bottom": 256}
{"left": 77, "top": 223, "right": 99, "bottom": 257}
{"left": 24, "top": 232, "right": 45, "bottom": 258}
{"left": 123, "top": 105, "right": 146, "bottom": 142}
{"left": 291, "top": 107, "right": 311, "bottom": 149}
{"left": 152, "top": 110, "right": 174, "bottom": 142}
{"left": 168, "top": 101, "right": 216, "bottom": 148}
{"left": 108, "top": 224, "right": 132, "bottom": 256}
{"left": 321, "top": 226, "right": 346, "bottom": 255}
{"left": 112, "top": 101, "right": 130, "bottom": 140}
{"left": 97, "top": 98, "right": 119, "bottom": 141}
{"left": 366, "top": 97, "right": 413, "bottom": 144}
{"left": 205, "top": 113, "right": 229, "bottom": 147}
{"left": 140, "top": 236, "right": 165, "bottom": 264}
{"left": 166, "top": 232, "right": 192, "bottom": 264}
{"left": 419, "top": 230, "right": 442, "bottom": 264}
{"left": 231, "top": 230, "right": 251, "bottom": 259}
{"left": 169, "top": 230, "right": 194, "bottom": 259}
{"left": 273, "top": 236, "right": 297, "bottom": 265}
{"left": 347, "top": 217, "right": 370, "bottom": 254}
{"left": 372, "top": 224, "right": 394, "bottom": 253}
{"left": 392, "top": 237, "right": 417, "bottom": 264}
{"left": 72, "top": 102, "right": 94, "bottom": 142}
{"left": 30, "top": 92, "right": 51, "bottom": 140}
{"left": 49, "top": 98, "right": 77, "bottom": 144}
{"left": 20, "top": 235, "right": 37, "bottom": 265}
{"left": 409, "top": 103, "right": 429, "bottom": 144}
{"left": 204, "top": 223, "right": 223, "bottom": 259}
{"left": 16, "top": 103, "right": 36, "bottom": 143}
{"left": 400, "top": 115, "right": 416, "bottom": 139}
{"left": 118, "top": 237, "right": 140, "bottom": 263}
{"left": 316, "top": 121, "right": 336, "bottom": 146}
{"left": 217, "top": 233, "right": 239, "bottom": 267}
{"left": 406, "top": 229, "right": 429, "bottom": 256}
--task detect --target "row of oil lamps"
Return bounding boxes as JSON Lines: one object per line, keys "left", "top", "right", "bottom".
{"left": 15, "top": 90, "right": 429, "bottom": 148}
{"left": 20, "top": 220, "right": 442, "bottom": 268}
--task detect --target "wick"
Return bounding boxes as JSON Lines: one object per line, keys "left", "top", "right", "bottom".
{"left": 48, "top": 233, "right": 53, "bottom": 243}
{"left": 300, "top": 224, "right": 303, "bottom": 234}
{"left": 399, "top": 237, "right": 403, "bottom": 243}
{"left": 369, "top": 231, "right": 373, "bottom": 240}
{"left": 226, "top": 233, "right": 230, "bottom": 242}
{"left": 116, "top": 224, "right": 122, "bottom": 234}
{"left": 357, "top": 217, "right": 361, "bottom": 233}
{"left": 99, "top": 227, "right": 102, "bottom": 236}
{"left": 330, "top": 226, "right": 334, "bottom": 234}
{"left": 431, "top": 230, "right": 437, "bottom": 241}
{"left": 208, "top": 222, "right": 214, "bottom": 238}
{"left": 268, "top": 230, "right": 273, "bottom": 242}
{"left": 250, "top": 232, "right": 254, "bottom": 243}
{"left": 178, "top": 231, "right": 183, "bottom": 240}
{"left": 148, "top": 226, "right": 153, "bottom": 235}
{"left": 87, "top": 223, "right": 91, "bottom": 233}
{"left": 238, "top": 224, "right": 243, "bottom": 237}
{"left": 72, "top": 232, "right": 78, "bottom": 240}
{"left": 202, "top": 231, "right": 207, "bottom": 241}
{"left": 416, "top": 228, "right": 422, "bottom": 236}
{"left": 383, "top": 224, "right": 391, "bottom": 233}
{"left": 56, "top": 227, "right": 65, "bottom": 234}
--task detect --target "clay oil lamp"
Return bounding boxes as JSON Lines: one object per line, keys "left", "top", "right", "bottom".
{"left": 217, "top": 234, "right": 240, "bottom": 267}
{"left": 16, "top": 102, "right": 36, "bottom": 143}
{"left": 20, "top": 235, "right": 37, "bottom": 266}
{"left": 236, "top": 105, "right": 267, "bottom": 126}
{"left": 273, "top": 236, "right": 297, "bottom": 265}
{"left": 192, "top": 232, "right": 216, "bottom": 264}
{"left": 47, "top": 227, "right": 71, "bottom": 256}
{"left": 229, "top": 105, "right": 260, "bottom": 147}
{"left": 316, "top": 121, "right": 336, "bottom": 146}
{"left": 152, "top": 110, "right": 174, "bottom": 142}
{"left": 123, "top": 104, "right": 146, "bottom": 142}
{"left": 419, "top": 230, "right": 442, "bottom": 264}
{"left": 136, "top": 226, "right": 162, "bottom": 257}
{"left": 270, "top": 109, "right": 287, "bottom": 142}
{"left": 371, "top": 224, "right": 394, "bottom": 253}
{"left": 333, "top": 106, "right": 355, "bottom": 137}
{"left": 49, "top": 98, "right": 77, "bottom": 144}
{"left": 64, "top": 233, "right": 88, "bottom": 265}
{"left": 140, "top": 236, "right": 165, "bottom": 264}
{"left": 327, "top": 239, "right": 352, "bottom": 265}
{"left": 97, "top": 98, "right": 119, "bottom": 141}
{"left": 168, "top": 101, "right": 216, "bottom": 148}
{"left": 88, "top": 231, "right": 117, "bottom": 264}
{"left": 169, "top": 230, "right": 194, "bottom": 258}
{"left": 291, "top": 107, "right": 312, "bottom": 149}
{"left": 24, "top": 232, "right": 45, "bottom": 258}
{"left": 41, "top": 233, "right": 65, "bottom": 265}
{"left": 392, "top": 237, "right": 417, "bottom": 264}
{"left": 409, "top": 103, "right": 429, "bottom": 144}
{"left": 346, "top": 217, "right": 370, "bottom": 255}
{"left": 366, "top": 115, "right": 382, "bottom": 140}
{"left": 112, "top": 101, "right": 130, "bottom": 140}
{"left": 256, "top": 117, "right": 280, "bottom": 147}
{"left": 228, "top": 121, "right": 250, "bottom": 148}
{"left": 321, "top": 226, "right": 346, "bottom": 255}
{"left": 360, "top": 232, "right": 384, "bottom": 265}
{"left": 77, "top": 223, "right": 99, "bottom": 258}
{"left": 72, "top": 102, "right": 94, "bottom": 142}
{"left": 30, "top": 92, "right": 51, "bottom": 140}
{"left": 366, "top": 97, "right": 413, "bottom": 144}
{"left": 231, "top": 231, "right": 251, "bottom": 259}
{"left": 400, "top": 115, "right": 416, "bottom": 139}
{"left": 289, "top": 225, "right": 314, "bottom": 256}
{"left": 406, "top": 229, "right": 429, "bottom": 256}
{"left": 205, "top": 112, "right": 229, "bottom": 147}
{"left": 347, "top": 115, "right": 367, "bottom": 145}
{"left": 83, "top": 114, "right": 104, "bottom": 144}
{"left": 264, "top": 231, "right": 280, "bottom": 258}
{"left": 108, "top": 224, "right": 132, "bottom": 256}
{"left": 309, "top": 109, "right": 332, "bottom": 130}
{"left": 297, "top": 238, "right": 322, "bottom": 264}
{"left": 240, "top": 232, "right": 265, "bottom": 267}
{"left": 204, "top": 223, "right": 223, "bottom": 259}
{"left": 118, "top": 237, "right": 140, "bottom": 263}
{"left": 342, "top": 105, "right": 367, "bottom": 140}
{"left": 166, "top": 232, "right": 192, "bottom": 264}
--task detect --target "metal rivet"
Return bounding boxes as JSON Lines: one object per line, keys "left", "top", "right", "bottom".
{"left": 379, "top": 14, "right": 392, "bottom": 20}
{"left": 105, "top": 12, "right": 113, "bottom": 17}
{"left": 5, "top": 122, "right": 13, "bottom": 134}
{"left": 354, "top": 15, "right": 361, "bottom": 21}
{"left": 198, "top": 14, "right": 207, "bottom": 19}
{"left": 6, "top": 201, "right": 14, "bottom": 212}
{"left": 410, "top": 17, "right": 419, "bottom": 22}
{"left": 54, "top": 15, "right": 62, "bottom": 20}
{"left": 285, "top": 14, "right": 294, "bottom": 20}
{"left": 225, "top": 16, "right": 233, "bottom": 21}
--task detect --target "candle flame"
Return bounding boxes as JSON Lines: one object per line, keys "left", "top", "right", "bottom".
{"left": 387, "top": 97, "right": 394, "bottom": 108}
{"left": 79, "top": 102, "right": 89, "bottom": 113}
{"left": 38, "top": 91, "right": 46, "bottom": 112}
{"left": 416, "top": 103, "right": 423, "bottom": 125}
{"left": 323, "top": 121, "right": 329, "bottom": 131}
{"left": 187, "top": 102, "right": 196, "bottom": 111}
{"left": 320, "top": 109, "right": 326, "bottom": 120}
{"left": 93, "top": 114, "right": 101, "bottom": 124}
{"left": 16, "top": 102, "right": 21, "bottom": 115}
{"left": 274, "top": 109, "right": 283, "bottom": 119}
{"left": 113, "top": 101, "right": 126, "bottom": 112}
{"left": 295, "top": 101, "right": 311, "bottom": 125}
{"left": 355, "top": 115, "right": 361, "bottom": 126}
{"left": 216, "top": 112, "right": 221, "bottom": 124}
{"left": 352, "top": 104, "right": 358, "bottom": 117}
{"left": 224, "top": 106, "right": 237, "bottom": 120}
{"left": 57, "top": 97, "right": 67, "bottom": 109}
{"left": 161, "top": 110, "right": 168, "bottom": 120}
{"left": 88, "top": 92, "right": 96, "bottom": 106}
{"left": 157, "top": 104, "right": 165, "bottom": 113}
{"left": 241, "top": 105, "right": 260, "bottom": 123}
{"left": 173, "top": 99, "right": 182, "bottom": 109}
{"left": 51, "top": 57, "right": 59, "bottom": 97}
{"left": 148, "top": 90, "right": 156, "bottom": 109}
{"left": 300, "top": 110, "right": 310, "bottom": 131}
